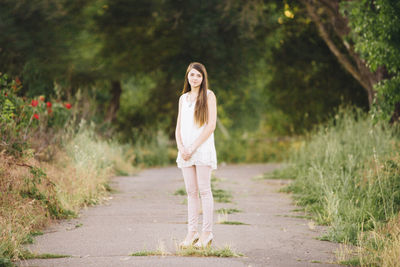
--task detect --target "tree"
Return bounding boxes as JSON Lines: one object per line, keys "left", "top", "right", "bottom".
{"left": 218, "top": 0, "right": 369, "bottom": 133}
{"left": 0, "top": 0, "right": 94, "bottom": 97}
{"left": 297, "top": 0, "right": 386, "bottom": 106}
{"left": 341, "top": 0, "right": 400, "bottom": 123}
{"left": 266, "top": 15, "right": 368, "bottom": 132}
{"left": 298, "top": 0, "right": 400, "bottom": 122}
{"left": 100, "top": 0, "right": 273, "bottom": 138}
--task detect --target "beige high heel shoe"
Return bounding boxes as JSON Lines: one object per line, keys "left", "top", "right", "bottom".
{"left": 179, "top": 232, "right": 200, "bottom": 249}
{"left": 193, "top": 232, "right": 213, "bottom": 249}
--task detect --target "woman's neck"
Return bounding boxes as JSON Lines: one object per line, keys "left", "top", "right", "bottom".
{"left": 190, "top": 86, "right": 200, "bottom": 95}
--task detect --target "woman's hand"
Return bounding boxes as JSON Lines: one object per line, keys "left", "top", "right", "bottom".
{"left": 181, "top": 145, "right": 195, "bottom": 161}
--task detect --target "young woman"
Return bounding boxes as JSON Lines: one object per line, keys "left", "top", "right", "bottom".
{"left": 175, "top": 62, "right": 217, "bottom": 249}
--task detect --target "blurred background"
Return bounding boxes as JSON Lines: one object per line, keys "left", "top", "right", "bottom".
{"left": 3, "top": 0, "right": 393, "bottom": 166}
{"left": 1, "top": 1, "right": 400, "bottom": 265}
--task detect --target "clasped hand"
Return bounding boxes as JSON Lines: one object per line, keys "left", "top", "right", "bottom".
{"left": 180, "top": 145, "right": 195, "bottom": 161}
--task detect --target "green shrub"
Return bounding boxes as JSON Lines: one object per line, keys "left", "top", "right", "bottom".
{"left": 130, "top": 129, "right": 171, "bottom": 167}
{"left": 0, "top": 73, "right": 73, "bottom": 158}
{"left": 284, "top": 107, "right": 400, "bottom": 244}
{"left": 215, "top": 125, "right": 294, "bottom": 164}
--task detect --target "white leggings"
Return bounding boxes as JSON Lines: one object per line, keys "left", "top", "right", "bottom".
{"left": 181, "top": 165, "right": 214, "bottom": 232}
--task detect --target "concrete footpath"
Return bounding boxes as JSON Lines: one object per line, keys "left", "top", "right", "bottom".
{"left": 17, "top": 163, "right": 342, "bottom": 267}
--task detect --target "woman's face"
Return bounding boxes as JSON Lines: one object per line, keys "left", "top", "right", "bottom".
{"left": 188, "top": 68, "right": 203, "bottom": 88}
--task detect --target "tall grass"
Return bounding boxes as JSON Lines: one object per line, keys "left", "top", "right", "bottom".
{"left": 357, "top": 214, "right": 400, "bottom": 266}
{"left": 0, "top": 123, "right": 136, "bottom": 262}
{"left": 280, "top": 108, "right": 400, "bottom": 264}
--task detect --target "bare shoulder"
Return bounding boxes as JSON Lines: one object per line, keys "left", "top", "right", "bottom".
{"left": 178, "top": 93, "right": 185, "bottom": 108}
{"left": 207, "top": 89, "right": 216, "bottom": 99}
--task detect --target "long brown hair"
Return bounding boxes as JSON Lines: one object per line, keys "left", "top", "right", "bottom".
{"left": 181, "top": 62, "right": 209, "bottom": 127}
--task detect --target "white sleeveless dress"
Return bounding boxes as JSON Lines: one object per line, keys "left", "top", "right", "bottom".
{"left": 176, "top": 89, "right": 217, "bottom": 170}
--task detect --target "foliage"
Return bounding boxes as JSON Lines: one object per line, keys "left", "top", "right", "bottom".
{"left": 263, "top": 1, "right": 369, "bottom": 134}
{"left": 176, "top": 245, "right": 243, "bottom": 257}
{"left": 0, "top": 123, "right": 136, "bottom": 261}
{"left": 0, "top": 73, "right": 73, "bottom": 157}
{"left": 173, "top": 187, "right": 186, "bottom": 196}
{"left": 357, "top": 215, "right": 400, "bottom": 266}
{"left": 127, "top": 128, "right": 172, "bottom": 168}
{"left": 282, "top": 108, "right": 400, "bottom": 245}
{"left": 130, "top": 245, "right": 243, "bottom": 257}
{"left": 0, "top": 258, "right": 13, "bottom": 267}
{"left": 0, "top": 0, "right": 94, "bottom": 95}
{"left": 20, "top": 251, "right": 71, "bottom": 259}
{"left": 0, "top": 74, "right": 29, "bottom": 155}
{"left": 216, "top": 208, "right": 241, "bottom": 214}
{"left": 0, "top": 0, "right": 379, "bottom": 139}
{"left": 211, "top": 185, "right": 232, "bottom": 203}
{"left": 341, "top": 0, "right": 400, "bottom": 121}
{"left": 115, "top": 74, "right": 157, "bottom": 140}
{"left": 219, "top": 221, "right": 249, "bottom": 225}
{"left": 0, "top": 75, "right": 135, "bottom": 262}
{"left": 98, "top": 0, "right": 279, "bottom": 136}
{"left": 215, "top": 122, "right": 294, "bottom": 163}
{"left": 130, "top": 250, "right": 164, "bottom": 256}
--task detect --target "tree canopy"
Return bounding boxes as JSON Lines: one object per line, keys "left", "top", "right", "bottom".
{"left": 1, "top": 0, "right": 398, "bottom": 141}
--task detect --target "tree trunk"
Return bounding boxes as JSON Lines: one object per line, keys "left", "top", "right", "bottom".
{"left": 299, "top": 0, "right": 386, "bottom": 107}
{"left": 390, "top": 102, "right": 400, "bottom": 125}
{"left": 106, "top": 80, "right": 122, "bottom": 122}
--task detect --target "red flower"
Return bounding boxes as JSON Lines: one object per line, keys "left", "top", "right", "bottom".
{"left": 64, "top": 103, "right": 72, "bottom": 109}
{"left": 46, "top": 101, "right": 52, "bottom": 108}
{"left": 15, "top": 77, "right": 21, "bottom": 85}
{"left": 47, "top": 108, "right": 53, "bottom": 114}
{"left": 31, "top": 100, "right": 38, "bottom": 107}
{"left": 33, "top": 113, "right": 39, "bottom": 120}
{"left": 4, "top": 92, "right": 7, "bottom": 97}
{"left": 39, "top": 95, "right": 45, "bottom": 101}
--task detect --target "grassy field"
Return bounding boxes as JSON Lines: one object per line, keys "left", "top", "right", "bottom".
{"left": 275, "top": 108, "right": 400, "bottom": 265}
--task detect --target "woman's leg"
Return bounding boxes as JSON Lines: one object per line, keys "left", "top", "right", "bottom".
{"left": 195, "top": 165, "right": 214, "bottom": 233}
{"left": 181, "top": 166, "right": 200, "bottom": 233}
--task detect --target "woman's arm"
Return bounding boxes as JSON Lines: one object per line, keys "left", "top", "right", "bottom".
{"left": 175, "top": 95, "right": 185, "bottom": 152}
{"left": 189, "top": 91, "right": 217, "bottom": 153}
